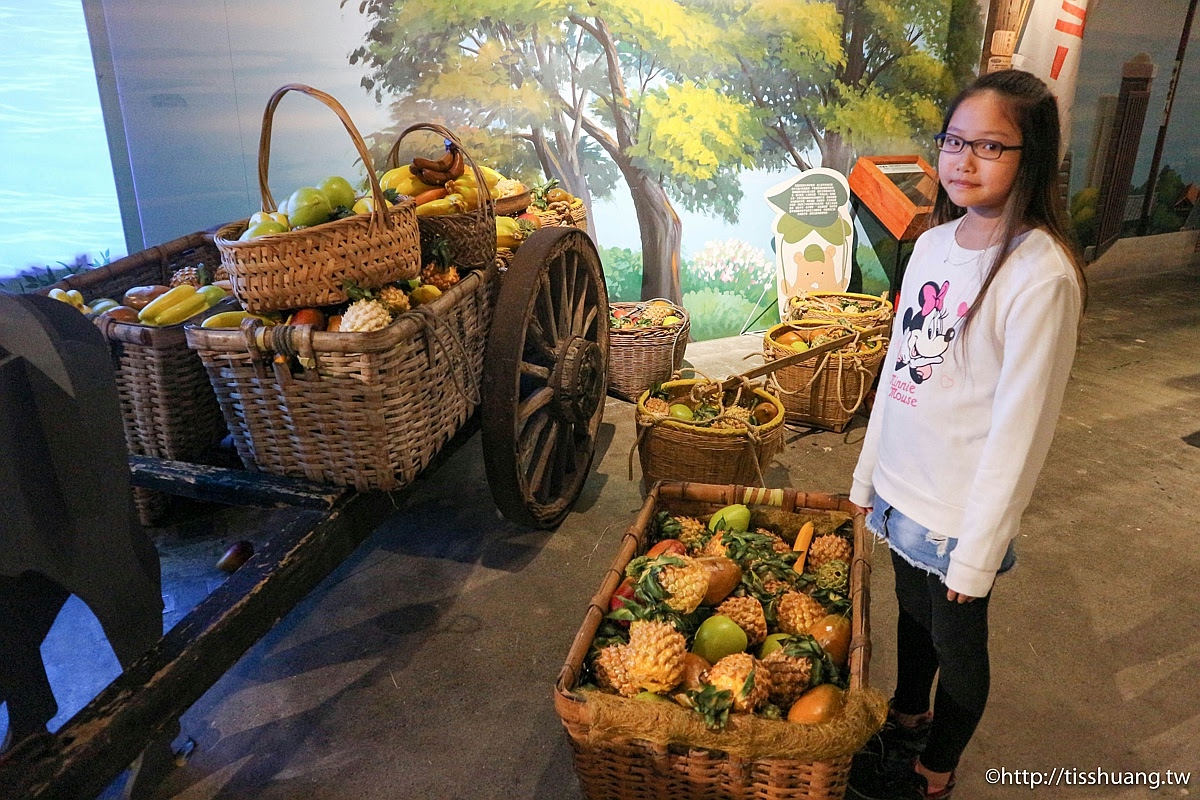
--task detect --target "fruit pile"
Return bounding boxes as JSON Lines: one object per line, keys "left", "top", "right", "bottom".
{"left": 528, "top": 177, "right": 585, "bottom": 224}
{"left": 47, "top": 265, "right": 231, "bottom": 327}
{"left": 643, "top": 382, "right": 777, "bottom": 429}
{"left": 586, "top": 503, "right": 857, "bottom": 730}
{"left": 784, "top": 291, "right": 892, "bottom": 327}
{"left": 609, "top": 299, "right": 684, "bottom": 331}
{"left": 767, "top": 324, "right": 875, "bottom": 355}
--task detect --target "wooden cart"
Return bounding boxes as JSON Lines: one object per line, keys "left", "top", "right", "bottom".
{"left": 0, "top": 224, "right": 610, "bottom": 799}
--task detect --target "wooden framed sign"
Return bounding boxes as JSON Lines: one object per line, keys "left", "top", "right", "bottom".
{"left": 847, "top": 155, "right": 938, "bottom": 242}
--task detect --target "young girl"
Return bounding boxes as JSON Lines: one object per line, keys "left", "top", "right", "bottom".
{"left": 847, "top": 70, "right": 1086, "bottom": 800}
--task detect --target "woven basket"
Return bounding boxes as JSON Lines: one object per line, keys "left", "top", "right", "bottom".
{"left": 785, "top": 291, "right": 893, "bottom": 329}
{"left": 42, "top": 232, "right": 229, "bottom": 525}
{"left": 531, "top": 198, "right": 588, "bottom": 231}
{"left": 607, "top": 300, "right": 690, "bottom": 402}
{"left": 185, "top": 264, "right": 497, "bottom": 491}
{"left": 634, "top": 378, "right": 785, "bottom": 488}
{"left": 214, "top": 84, "right": 422, "bottom": 314}
{"left": 764, "top": 322, "right": 886, "bottom": 432}
{"left": 385, "top": 123, "right": 496, "bottom": 271}
{"left": 555, "top": 480, "right": 883, "bottom": 800}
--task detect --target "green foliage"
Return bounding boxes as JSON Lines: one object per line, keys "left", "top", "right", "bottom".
{"left": 599, "top": 246, "right": 644, "bottom": 302}
{"left": 683, "top": 288, "right": 761, "bottom": 341}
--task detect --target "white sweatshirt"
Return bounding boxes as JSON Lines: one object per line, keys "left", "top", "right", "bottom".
{"left": 850, "top": 218, "right": 1081, "bottom": 597}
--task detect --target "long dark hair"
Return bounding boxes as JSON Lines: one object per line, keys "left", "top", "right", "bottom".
{"left": 931, "top": 69, "right": 1086, "bottom": 328}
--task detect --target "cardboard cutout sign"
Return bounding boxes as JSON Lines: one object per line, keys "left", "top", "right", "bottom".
{"left": 766, "top": 168, "right": 854, "bottom": 317}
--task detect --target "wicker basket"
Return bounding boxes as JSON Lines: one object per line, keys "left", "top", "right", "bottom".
{"left": 385, "top": 123, "right": 496, "bottom": 271}
{"left": 531, "top": 198, "right": 588, "bottom": 231}
{"left": 764, "top": 322, "right": 886, "bottom": 432}
{"left": 785, "top": 291, "right": 893, "bottom": 329}
{"left": 634, "top": 378, "right": 785, "bottom": 488}
{"left": 185, "top": 264, "right": 497, "bottom": 491}
{"left": 608, "top": 300, "right": 690, "bottom": 402}
{"left": 214, "top": 84, "right": 422, "bottom": 314}
{"left": 42, "top": 232, "right": 229, "bottom": 525}
{"left": 555, "top": 480, "right": 883, "bottom": 800}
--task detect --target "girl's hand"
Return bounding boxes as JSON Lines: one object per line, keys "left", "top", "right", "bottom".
{"left": 851, "top": 503, "right": 872, "bottom": 516}
{"left": 946, "top": 589, "right": 978, "bottom": 603}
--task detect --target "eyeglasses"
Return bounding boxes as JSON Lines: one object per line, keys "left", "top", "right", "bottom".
{"left": 934, "top": 133, "right": 1023, "bottom": 160}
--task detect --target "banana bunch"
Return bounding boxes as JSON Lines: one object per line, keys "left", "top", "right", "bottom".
{"left": 410, "top": 144, "right": 466, "bottom": 186}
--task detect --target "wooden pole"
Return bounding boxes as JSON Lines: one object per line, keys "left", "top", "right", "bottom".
{"left": 1137, "top": 0, "right": 1198, "bottom": 235}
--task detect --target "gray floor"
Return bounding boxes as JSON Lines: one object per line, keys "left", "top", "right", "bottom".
{"left": 8, "top": 260, "right": 1200, "bottom": 799}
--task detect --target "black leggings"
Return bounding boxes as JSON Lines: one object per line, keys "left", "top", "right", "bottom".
{"left": 0, "top": 572, "right": 70, "bottom": 739}
{"left": 890, "top": 550, "right": 992, "bottom": 774}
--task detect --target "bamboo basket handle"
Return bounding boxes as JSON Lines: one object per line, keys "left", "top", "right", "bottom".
{"left": 256, "top": 83, "right": 393, "bottom": 231}
{"left": 722, "top": 323, "right": 889, "bottom": 392}
{"left": 388, "top": 123, "right": 496, "bottom": 219}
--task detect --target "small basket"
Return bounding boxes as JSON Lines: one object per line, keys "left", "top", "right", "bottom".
{"left": 785, "top": 291, "right": 893, "bottom": 329}
{"left": 42, "top": 232, "right": 229, "bottom": 525}
{"left": 214, "top": 84, "right": 422, "bottom": 313}
{"left": 607, "top": 299, "right": 690, "bottom": 402}
{"left": 385, "top": 123, "right": 496, "bottom": 271}
{"left": 764, "top": 321, "right": 886, "bottom": 432}
{"left": 555, "top": 480, "right": 884, "bottom": 800}
{"left": 633, "top": 378, "right": 785, "bottom": 488}
{"left": 530, "top": 198, "right": 588, "bottom": 230}
{"left": 185, "top": 265, "right": 497, "bottom": 491}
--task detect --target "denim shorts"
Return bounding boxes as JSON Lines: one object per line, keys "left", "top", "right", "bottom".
{"left": 866, "top": 496, "right": 1015, "bottom": 582}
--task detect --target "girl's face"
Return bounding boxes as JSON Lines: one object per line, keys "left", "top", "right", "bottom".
{"left": 939, "top": 91, "right": 1022, "bottom": 218}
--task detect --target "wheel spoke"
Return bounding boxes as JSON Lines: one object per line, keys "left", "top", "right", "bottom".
{"left": 581, "top": 306, "right": 599, "bottom": 340}
{"left": 557, "top": 253, "right": 575, "bottom": 336}
{"left": 520, "top": 360, "right": 551, "bottom": 381}
{"left": 571, "top": 263, "right": 590, "bottom": 336}
{"left": 538, "top": 270, "right": 559, "bottom": 344}
{"left": 517, "top": 411, "right": 550, "bottom": 474}
{"left": 518, "top": 386, "right": 553, "bottom": 426}
{"left": 526, "top": 318, "right": 556, "bottom": 361}
{"left": 527, "top": 419, "right": 559, "bottom": 497}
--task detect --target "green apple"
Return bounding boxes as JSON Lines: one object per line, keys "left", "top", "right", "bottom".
{"left": 759, "top": 633, "right": 790, "bottom": 659}
{"left": 668, "top": 403, "right": 694, "bottom": 421}
{"left": 708, "top": 503, "right": 751, "bottom": 533}
{"left": 317, "top": 175, "right": 357, "bottom": 210}
{"left": 633, "top": 691, "right": 672, "bottom": 703}
{"left": 245, "top": 220, "right": 288, "bottom": 239}
{"left": 691, "top": 614, "right": 748, "bottom": 664}
{"left": 286, "top": 187, "right": 333, "bottom": 228}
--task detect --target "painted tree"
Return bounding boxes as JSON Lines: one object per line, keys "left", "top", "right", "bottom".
{"left": 345, "top": 0, "right": 762, "bottom": 301}
{"left": 715, "top": 0, "right": 981, "bottom": 173}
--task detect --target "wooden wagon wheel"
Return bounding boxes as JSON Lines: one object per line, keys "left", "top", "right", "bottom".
{"left": 482, "top": 227, "right": 610, "bottom": 529}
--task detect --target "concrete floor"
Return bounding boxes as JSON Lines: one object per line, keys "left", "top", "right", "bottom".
{"left": 7, "top": 256, "right": 1200, "bottom": 799}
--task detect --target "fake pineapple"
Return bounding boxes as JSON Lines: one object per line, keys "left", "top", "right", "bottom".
{"left": 704, "top": 653, "right": 770, "bottom": 713}
{"left": 676, "top": 516, "right": 711, "bottom": 552}
{"left": 716, "top": 595, "right": 767, "bottom": 645}
{"left": 169, "top": 265, "right": 210, "bottom": 287}
{"left": 630, "top": 554, "right": 709, "bottom": 614}
{"left": 808, "top": 534, "right": 852, "bottom": 572}
{"left": 776, "top": 591, "right": 828, "bottom": 636}
{"left": 377, "top": 284, "right": 411, "bottom": 315}
{"left": 816, "top": 559, "right": 850, "bottom": 594}
{"left": 626, "top": 620, "right": 686, "bottom": 693}
{"left": 420, "top": 237, "right": 460, "bottom": 291}
{"left": 593, "top": 644, "right": 638, "bottom": 697}
{"left": 762, "top": 643, "right": 815, "bottom": 708}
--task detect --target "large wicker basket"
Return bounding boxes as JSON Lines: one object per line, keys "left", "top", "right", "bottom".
{"left": 42, "top": 232, "right": 229, "bottom": 525}
{"left": 384, "top": 123, "right": 496, "bottom": 271}
{"left": 607, "top": 299, "right": 690, "bottom": 402}
{"left": 634, "top": 378, "right": 785, "bottom": 488}
{"left": 555, "top": 480, "right": 883, "bottom": 800}
{"left": 530, "top": 198, "right": 588, "bottom": 231}
{"left": 185, "top": 264, "right": 497, "bottom": 491}
{"left": 214, "top": 84, "right": 422, "bottom": 313}
{"left": 764, "top": 322, "right": 886, "bottom": 432}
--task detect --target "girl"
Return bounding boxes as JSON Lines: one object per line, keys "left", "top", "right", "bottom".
{"left": 848, "top": 70, "right": 1086, "bottom": 800}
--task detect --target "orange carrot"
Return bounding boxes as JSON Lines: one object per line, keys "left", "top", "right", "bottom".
{"left": 412, "top": 187, "right": 448, "bottom": 205}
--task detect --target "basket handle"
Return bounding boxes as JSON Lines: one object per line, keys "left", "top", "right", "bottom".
{"left": 387, "top": 122, "right": 495, "bottom": 220}
{"left": 722, "top": 323, "right": 889, "bottom": 392}
{"left": 256, "top": 83, "right": 393, "bottom": 231}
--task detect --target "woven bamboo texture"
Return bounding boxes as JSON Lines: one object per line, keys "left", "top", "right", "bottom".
{"left": 764, "top": 322, "right": 886, "bottom": 432}
{"left": 784, "top": 291, "right": 893, "bottom": 329}
{"left": 42, "top": 232, "right": 228, "bottom": 525}
{"left": 386, "top": 123, "right": 496, "bottom": 271}
{"left": 185, "top": 265, "right": 497, "bottom": 491}
{"left": 532, "top": 199, "right": 588, "bottom": 231}
{"left": 555, "top": 481, "right": 879, "bottom": 800}
{"left": 634, "top": 379, "right": 785, "bottom": 488}
{"left": 608, "top": 300, "right": 690, "bottom": 402}
{"left": 214, "top": 84, "right": 422, "bottom": 313}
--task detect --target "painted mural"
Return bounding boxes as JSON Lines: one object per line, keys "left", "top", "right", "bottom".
{"left": 3, "top": 1, "right": 1198, "bottom": 340}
